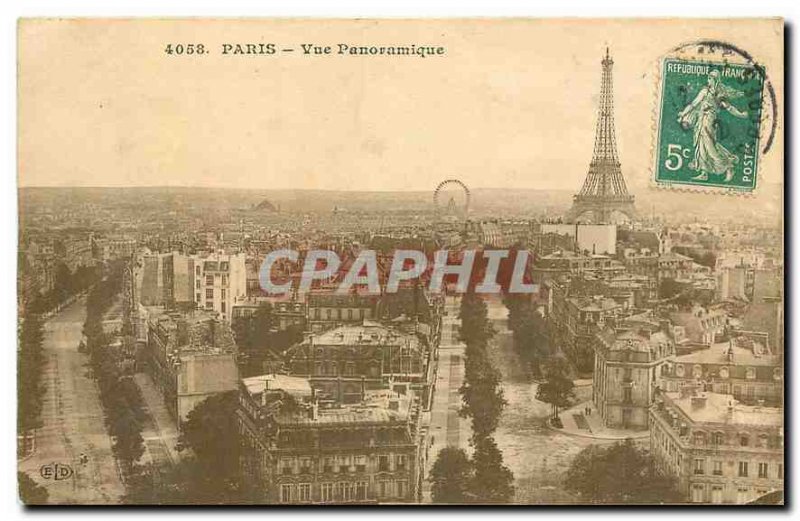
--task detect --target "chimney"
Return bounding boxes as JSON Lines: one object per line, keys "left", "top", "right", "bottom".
{"left": 691, "top": 393, "right": 707, "bottom": 409}
{"left": 679, "top": 382, "right": 698, "bottom": 398}
{"left": 659, "top": 319, "right": 672, "bottom": 338}
{"left": 260, "top": 380, "right": 269, "bottom": 407}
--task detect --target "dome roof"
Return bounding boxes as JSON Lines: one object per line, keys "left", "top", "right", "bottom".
{"left": 254, "top": 199, "right": 278, "bottom": 212}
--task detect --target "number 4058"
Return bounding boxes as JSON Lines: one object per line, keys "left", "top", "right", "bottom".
{"left": 164, "top": 44, "right": 207, "bottom": 55}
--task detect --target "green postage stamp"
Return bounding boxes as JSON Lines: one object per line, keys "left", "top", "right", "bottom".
{"left": 654, "top": 58, "right": 765, "bottom": 192}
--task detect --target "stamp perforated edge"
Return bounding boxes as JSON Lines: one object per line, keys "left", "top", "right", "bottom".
{"left": 648, "top": 40, "right": 776, "bottom": 197}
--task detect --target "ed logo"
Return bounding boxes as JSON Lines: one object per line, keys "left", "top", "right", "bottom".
{"left": 40, "top": 462, "right": 73, "bottom": 481}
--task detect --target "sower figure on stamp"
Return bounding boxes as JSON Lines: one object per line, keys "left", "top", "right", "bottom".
{"left": 678, "top": 69, "right": 749, "bottom": 182}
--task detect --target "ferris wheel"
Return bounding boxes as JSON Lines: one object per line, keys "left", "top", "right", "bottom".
{"left": 433, "top": 179, "right": 470, "bottom": 219}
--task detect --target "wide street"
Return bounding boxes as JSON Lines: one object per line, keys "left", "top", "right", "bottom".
{"left": 484, "top": 297, "right": 613, "bottom": 504}
{"left": 17, "top": 298, "right": 125, "bottom": 504}
{"left": 422, "top": 295, "right": 471, "bottom": 501}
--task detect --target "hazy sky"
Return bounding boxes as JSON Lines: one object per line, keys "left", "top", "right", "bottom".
{"left": 18, "top": 19, "right": 783, "bottom": 192}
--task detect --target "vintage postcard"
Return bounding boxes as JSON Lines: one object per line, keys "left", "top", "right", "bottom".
{"left": 17, "top": 19, "right": 784, "bottom": 506}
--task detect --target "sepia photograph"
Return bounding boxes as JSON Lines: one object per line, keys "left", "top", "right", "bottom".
{"left": 15, "top": 18, "right": 784, "bottom": 506}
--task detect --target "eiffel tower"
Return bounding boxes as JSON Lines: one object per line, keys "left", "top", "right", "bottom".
{"left": 565, "top": 48, "right": 636, "bottom": 223}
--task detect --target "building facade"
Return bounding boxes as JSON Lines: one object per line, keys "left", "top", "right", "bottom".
{"left": 306, "top": 293, "right": 379, "bottom": 333}
{"left": 284, "top": 322, "right": 428, "bottom": 404}
{"left": 650, "top": 389, "right": 783, "bottom": 504}
{"left": 237, "top": 374, "right": 422, "bottom": 504}
{"left": 593, "top": 323, "right": 675, "bottom": 429}
{"left": 660, "top": 334, "right": 783, "bottom": 406}
{"left": 145, "top": 309, "right": 239, "bottom": 420}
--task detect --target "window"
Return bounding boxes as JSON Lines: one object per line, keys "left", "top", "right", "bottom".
{"left": 280, "top": 484, "right": 293, "bottom": 503}
{"left": 322, "top": 457, "right": 335, "bottom": 473}
{"left": 396, "top": 454, "right": 407, "bottom": 472}
{"left": 746, "top": 367, "right": 756, "bottom": 380}
{"left": 740, "top": 434, "right": 749, "bottom": 447}
{"left": 221, "top": 302, "right": 226, "bottom": 314}
{"left": 298, "top": 483, "right": 311, "bottom": 503}
{"left": 738, "top": 461, "right": 749, "bottom": 477}
{"left": 206, "top": 288, "right": 214, "bottom": 300}
{"left": 321, "top": 482, "right": 334, "bottom": 503}
{"left": 712, "top": 460, "right": 723, "bottom": 476}
{"left": 196, "top": 293, "right": 201, "bottom": 302}
{"left": 693, "top": 431, "right": 707, "bottom": 446}
{"left": 348, "top": 309, "right": 354, "bottom": 320}
{"left": 758, "top": 462, "right": 769, "bottom": 479}
{"left": 711, "top": 432, "right": 724, "bottom": 445}
{"left": 355, "top": 481, "right": 368, "bottom": 501}
{"left": 378, "top": 480, "right": 391, "bottom": 499}
{"left": 337, "top": 482, "right": 354, "bottom": 502}
{"left": 379, "top": 455, "right": 390, "bottom": 472}
{"left": 691, "top": 484, "right": 704, "bottom": 503}
{"left": 222, "top": 274, "right": 227, "bottom": 285}
{"left": 300, "top": 458, "right": 312, "bottom": 474}
{"left": 711, "top": 485, "right": 723, "bottom": 504}
{"left": 221, "top": 288, "right": 226, "bottom": 300}
{"left": 196, "top": 280, "right": 201, "bottom": 289}
{"left": 354, "top": 455, "right": 366, "bottom": 472}
{"left": 396, "top": 480, "right": 408, "bottom": 498}
{"left": 281, "top": 458, "right": 294, "bottom": 475}
{"left": 737, "top": 487, "right": 749, "bottom": 504}
{"left": 338, "top": 455, "right": 351, "bottom": 474}
{"left": 206, "top": 274, "right": 214, "bottom": 286}
{"left": 693, "top": 458, "right": 705, "bottom": 475}
{"left": 623, "top": 387, "right": 632, "bottom": 403}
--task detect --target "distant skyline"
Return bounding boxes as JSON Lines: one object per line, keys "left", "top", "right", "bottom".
{"left": 19, "top": 19, "right": 783, "bottom": 192}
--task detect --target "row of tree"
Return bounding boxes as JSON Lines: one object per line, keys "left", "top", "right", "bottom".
{"left": 430, "top": 294, "right": 514, "bottom": 504}
{"left": 17, "top": 305, "right": 46, "bottom": 443}
{"left": 18, "top": 262, "right": 102, "bottom": 444}
{"left": 125, "top": 391, "right": 248, "bottom": 504}
{"left": 503, "top": 293, "right": 551, "bottom": 378}
{"left": 83, "top": 263, "right": 147, "bottom": 477}
{"left": 17, "top": 300, "right": 50, "bottom": 504}
{"left": 25, "top": 261, "right": 100, "bottom": 315}
{"left": 503, "top": 293, "right": 576, "bottom": 424}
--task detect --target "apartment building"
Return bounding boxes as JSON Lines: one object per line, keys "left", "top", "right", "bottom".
{"left": 650, "top": 389, "right": 783, "bottom": 504}
{"left": 237, "top": 374, "right": 422, "bottom": 504}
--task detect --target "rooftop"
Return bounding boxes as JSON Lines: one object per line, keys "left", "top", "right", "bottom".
{"left": 310, "top": 322, "right": 421, "bottom": 349}
{"left": 569, "top": 295, "right": 620, "bottom": 312}
{"left": 242, "top": 374, "right": 412, "bottom": 426}
{"left": 242, "top": 374, "right": 313, "bottom": 399}
{"left": 673, "top": 340, "right": 778, "bottom": 367}
{"left": 664, "top": 391, "right": 783, "bottom": 427}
